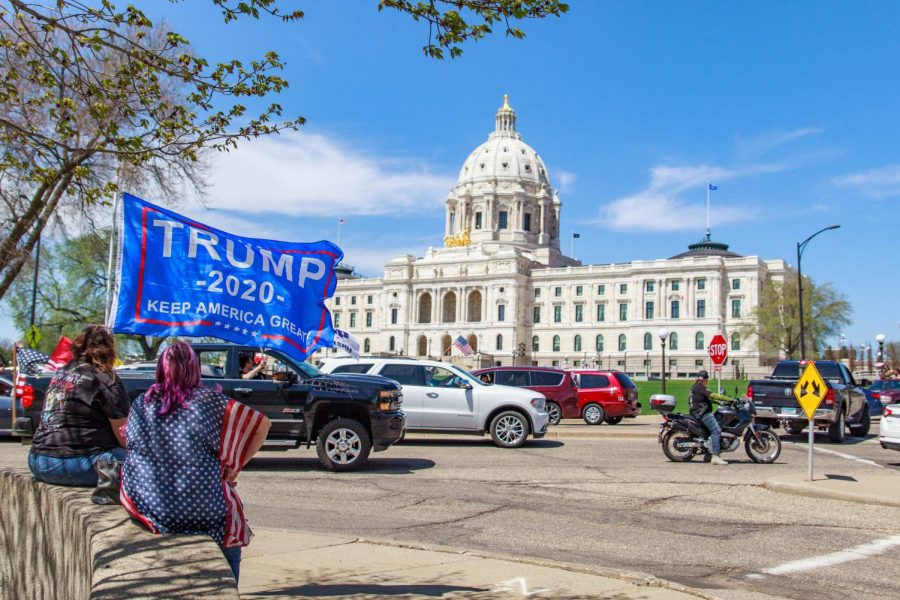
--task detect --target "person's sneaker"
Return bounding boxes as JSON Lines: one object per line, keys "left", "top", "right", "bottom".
{"left": 710, "top": 455, "right": 728, "bottom": 465}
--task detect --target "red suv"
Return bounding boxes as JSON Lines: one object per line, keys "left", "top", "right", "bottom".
{"left": 569, "top": 370, "right": 641, "bottom": 425}
{"left": 472, "top": 366, "right": 578, "bottom": 425}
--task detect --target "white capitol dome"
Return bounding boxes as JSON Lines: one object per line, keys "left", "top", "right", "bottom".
{"left": 455, "top": 95, "right": 551, "bottom": 188}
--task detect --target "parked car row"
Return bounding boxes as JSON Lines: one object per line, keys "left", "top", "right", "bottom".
{"left": 470, "top": 366, "right": 641, "bottom": 426}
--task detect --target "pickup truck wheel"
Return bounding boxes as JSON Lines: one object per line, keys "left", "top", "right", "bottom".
{"left": 827, "top": 408, "right": 846, "bottom": 444}
{"left": 582, "top": 403, "right": 605, "bottom": 425}
{"left": 546, "top": 402, "right": 562, "bottom": 426}
{"left": 849, "top": 407, "right": 871, "bottom": 437}
{"left": 490, "top": 411, "right": 529, "bottom": 448}
{"left": 316, "top": 418, "right": 372, "bottom": 471}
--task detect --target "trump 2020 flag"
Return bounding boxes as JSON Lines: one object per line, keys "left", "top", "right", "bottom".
{"left": 108, "top": 193, "right": 343, "bottom": 363}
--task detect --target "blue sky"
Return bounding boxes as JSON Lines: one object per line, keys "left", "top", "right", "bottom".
{"left": 3, "top": 1, "right": 899, "bottom": 350}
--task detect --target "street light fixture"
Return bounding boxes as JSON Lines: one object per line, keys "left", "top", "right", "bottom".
{"left": 797, "top": 224, "right": 840, "bottom": 359}
{"left": 876, "top": 333, "right": 886, "bottom": 375}
{"left": 658, "top": 329, "right": 669, "bottom": 394}
{"left": 512, "top": 342, "right": 526, "bottom": 366}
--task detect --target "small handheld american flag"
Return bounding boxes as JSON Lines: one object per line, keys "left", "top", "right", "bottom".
{"left": 452, "top": 335, "right": 474, "bottom": 356}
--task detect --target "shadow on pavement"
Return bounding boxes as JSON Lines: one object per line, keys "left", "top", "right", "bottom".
{"left": 399, "top": 438, "right": 564, "bottom": 449}
{"left": 243, "top": 456, "right": 436, "bottom": 474}
{"left": 244, "top": 583, "right": 487, "bottom": 597}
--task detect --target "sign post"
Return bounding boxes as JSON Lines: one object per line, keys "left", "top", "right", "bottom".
{"left": 707, "top": 333, "right": 728, "bottom": 394}
{"left": 794, "top": 361, "right": 828, "bottom": 482}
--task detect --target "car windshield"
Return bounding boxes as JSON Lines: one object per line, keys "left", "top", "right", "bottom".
{"left": 771, "top": 362, "right": 843, "bottom": 380}
{"left": 454, "top": 367, "right": 486, "bottom": 386}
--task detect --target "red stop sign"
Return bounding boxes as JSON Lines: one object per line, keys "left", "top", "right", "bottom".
{"left": 708, "top": 334, "right": 728, "bottom": 366}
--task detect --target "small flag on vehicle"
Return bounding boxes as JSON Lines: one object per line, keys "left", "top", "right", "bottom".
{"left": 332, "top": 328, "right": 360, "bottom": 359}
{"left": 453, "top": 335, "right": 474, "bottom": 356}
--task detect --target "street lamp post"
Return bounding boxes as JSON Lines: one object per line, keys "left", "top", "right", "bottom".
{"left": 594, "top": 350, "right": 602, "bottom": 369}
{"left": 658, "top": 329, "right": 669, "bottom": 394}
{"left": 797, "top": 224, "right": 840, "bottom": 359}
{"left": 876, "top": 333, "right": 886, "bottom": 375}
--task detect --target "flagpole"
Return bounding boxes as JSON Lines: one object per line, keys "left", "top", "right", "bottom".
{"left": 706, "top": 183, "right": 711, "bottom": 240}
{"left": 570, "top": 232, "right": 574, "bottom": 258}
{"left": 337, "top": 218, "right": 344, "bottom": 247}
{"left": 10, "top": 343, "right": 18, "bottom": 435}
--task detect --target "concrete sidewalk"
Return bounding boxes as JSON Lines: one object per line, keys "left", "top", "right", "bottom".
{"left": 239, "top": 527, "right": 715, "bottom": 600}
{"left": 765, "top": 471, "right": 900, "bottom": 508}
{"left": 405, "top": 415, "right": 664, "bottom": 443}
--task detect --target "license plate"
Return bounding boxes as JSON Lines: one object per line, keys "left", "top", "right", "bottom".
{"left": 782, "top": 407, "right": 797, "bottom": 415}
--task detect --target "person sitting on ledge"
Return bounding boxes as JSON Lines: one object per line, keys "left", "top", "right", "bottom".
{"left": 121, "top": 342, "right": 271, "bottom": 583}
{"left": 28, "top": 325, "right": 129, "bottom": 487}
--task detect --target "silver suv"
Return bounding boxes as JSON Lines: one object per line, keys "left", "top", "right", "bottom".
{"left": 319, "top": 357, "right": 549, "bottom": 448}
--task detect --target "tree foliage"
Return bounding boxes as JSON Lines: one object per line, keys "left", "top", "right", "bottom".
{"left": 0, "top": 0, "right": 568, "bottom": 305}
{"left": 740, "top": 272, "right": 852, "bottom": 360}
{"left": 7, "top": 230, "right": 166, "bottom": 359}
{"left": 380, "top": 0, "right": 569, "bottom": 59}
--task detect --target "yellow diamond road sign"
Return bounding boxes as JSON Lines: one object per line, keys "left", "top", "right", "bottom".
{"left": 794, "top": 361, "right": 828, "bottom": 420}
{"left": 25, "top": 324, "right": 42, "bottom": 349}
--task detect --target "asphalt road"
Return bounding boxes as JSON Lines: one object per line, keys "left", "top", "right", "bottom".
{"left": 3, "top": 423, "right": 899, "bottom": 600}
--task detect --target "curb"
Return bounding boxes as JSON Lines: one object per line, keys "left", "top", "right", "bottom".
{"left": 544, "top": 430, "right": 659, "bottom": 440}
{"left": 764, "top": 481, "right": 900, "bottom": 509}
{"left": 351, "top": 535, "right": 719, "bottom": 600}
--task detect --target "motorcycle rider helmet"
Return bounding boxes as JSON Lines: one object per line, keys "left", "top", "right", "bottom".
{"left": 697, "top": 370, "right": 709, "bottom": 380}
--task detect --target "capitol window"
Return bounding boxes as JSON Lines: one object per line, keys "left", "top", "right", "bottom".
{"left": 553, "top": 336, "right": 561, "bottom": 352}
{"left": 499, "top": 211, "right": 508, "bottom": 229}
{"left": 671, "top": 300, "right": 680, "bottom": 319}
{"left": 364, "top": 338, "right": 371, "bottom": 353}
{"left": 532, "top": 336, "right": 540, "bottom": 351}
{"left": 554, "top": 286, "right": 562, "bottom": 297}
{"left": 595, "top": 334, "right": 604, "bottom": 351}
{"left": 390, "top": 308, "right": 398, "bottom": 324}
{"left": 365, "top": 312, "right": 373, "bottom": 327}
{"left": 496, "top": 334, "right": 503, "bottom": 351}
{"left": 523, "top": 213, "right": 531, "bottom": 231}
{"left": 646, "top": 281, "right": 654, "bottom": 292}
{"left": 553, "top": 305, "right": 562, "bottom": 323}
{"left": 596, "top": 304, "right": 605, "bottom": 321}
{"left": 619, "top": 303, "right": 627, "bottom": 321}
{"left": 732, "top": 278, "right": 741, "bottom": 290}
{"left": 575, "top": 285, "right": 583, "bottom": 296}
{"left": 597, "top": 284, "right": 606, "bottom": 295}
{"left": 534, "top": 288, "right": 541, "bottom": 298}
{"left": 574, "top": 335, "right": 582, "bottom": 352}
{"left": 575, "top": 305, "right": 583, "bottom": 322}
{"left": 669, "top": 332, "right": 679, "bottom": 350}
{"left": 696, "top": 299, "right": 706, "bottom": 318}
{"left": 533, "top": 306, "right": 541, "bottom": 323}
{"left": 733, "top": 333, "right": 741, "bottom": 351}
{"left": 618, "top": 334, "right": 627, "bottom": 351}
{"left": 695, "top": 332, "right": 705, "bottom": 350}
{"left": 672, "top": 281, "right": 680, "bottom": 291}
{"left": 619, "top": 283, "right": 628, "bottom": 294}
{"left": 475, "top": 211, "right": 483, "bottom": 229}
{"left": 697, "top": 278, "right": 706, "bottom": 290}
{"left": 645, "top": 301, "right": 654, "bottom": 320}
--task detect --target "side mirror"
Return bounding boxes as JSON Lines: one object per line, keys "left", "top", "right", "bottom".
{"left": 460, "top": 380, "right": 473, "bottom": 390}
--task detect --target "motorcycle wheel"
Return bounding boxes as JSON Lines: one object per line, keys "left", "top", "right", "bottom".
{"left": 662, "top": 430, "right": 695, "bottom": 462}
{"left": 745, "top": 429, "right": 781, "bottom": 463}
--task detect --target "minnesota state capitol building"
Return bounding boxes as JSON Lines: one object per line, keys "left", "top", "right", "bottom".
{"left": 321, "top": 97, "right": 786, "bottom": 378}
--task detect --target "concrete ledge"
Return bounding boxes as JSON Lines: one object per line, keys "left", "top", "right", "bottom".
{"left": 0, "top": 468, "right": 238, "bottom": 599}
{"left": 765, "top": 473, "right": 900, "bottom": 508}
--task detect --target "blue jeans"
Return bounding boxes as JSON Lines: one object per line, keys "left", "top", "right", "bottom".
{"left": 700, "top": 412, "right": 721, "bottom": 456}
{"left": 28, "top": 447, "right": 126, "bottom": 487}
{"left": 223, "top": 546, "right": 242, "bottom": 583}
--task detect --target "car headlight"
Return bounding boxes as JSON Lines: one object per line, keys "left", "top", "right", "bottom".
{"left": 531, "top": 397, "right": 546, "bottom": 411}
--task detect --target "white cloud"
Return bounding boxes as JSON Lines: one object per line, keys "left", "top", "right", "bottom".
{"left": 736, "top": 127, "right": 823, "bottom": 158}
{"left": 833, "top": 164, "right": 900, "bottom": 198}
{"left": 555, "top": 169, "right": 577, "bottom": 194}
{"left": 205, "top": 131, "right": 455, "bottom": 217}
{"left": 596, "top": 163, "right": 769, "bottom": 232}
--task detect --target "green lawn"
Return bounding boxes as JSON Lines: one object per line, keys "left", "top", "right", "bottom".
{"left": 635, "top": 379, "right": 749, "bottom": 414}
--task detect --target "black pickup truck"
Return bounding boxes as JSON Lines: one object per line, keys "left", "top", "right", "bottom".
{"left": 15, "top": 343, "right": 405, "bottom": 471}
{"left": 747, "top": 360, "right": 869, "bottom": 443}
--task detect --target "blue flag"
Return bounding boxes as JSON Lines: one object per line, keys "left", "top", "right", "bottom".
{"left": 109, "top": 193, "right": 343, "bottom": 363}
{"left": 708, "top": 184, "right": 718, "bottom": 191}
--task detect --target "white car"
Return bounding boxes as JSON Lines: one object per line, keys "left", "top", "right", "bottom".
{"left": 319, "top": 357, "right": 549, "bottom": 448}
{"left": 880, "top": 404, "right": 900, "bottom": 451}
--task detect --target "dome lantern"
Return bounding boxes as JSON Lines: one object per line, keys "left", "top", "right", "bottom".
{"left": 495, "top": 94, "right": 517, "bottom": 134}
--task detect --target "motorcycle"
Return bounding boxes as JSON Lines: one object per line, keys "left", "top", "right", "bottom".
{"left": 654, "top": 394, "right": 781, "bottom": 463}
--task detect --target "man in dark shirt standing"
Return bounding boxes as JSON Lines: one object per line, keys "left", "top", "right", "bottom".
{"left": 689, "top": 370, "right": 727, "bottom": 465}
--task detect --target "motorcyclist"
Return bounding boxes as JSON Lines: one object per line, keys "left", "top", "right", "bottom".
{"left": 689, "top": 370, "right": 727, "bottom": 465}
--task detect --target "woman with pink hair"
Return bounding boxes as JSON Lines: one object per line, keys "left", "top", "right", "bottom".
{"left": 121, "top": 341, "right": 271, "bottom": 582}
